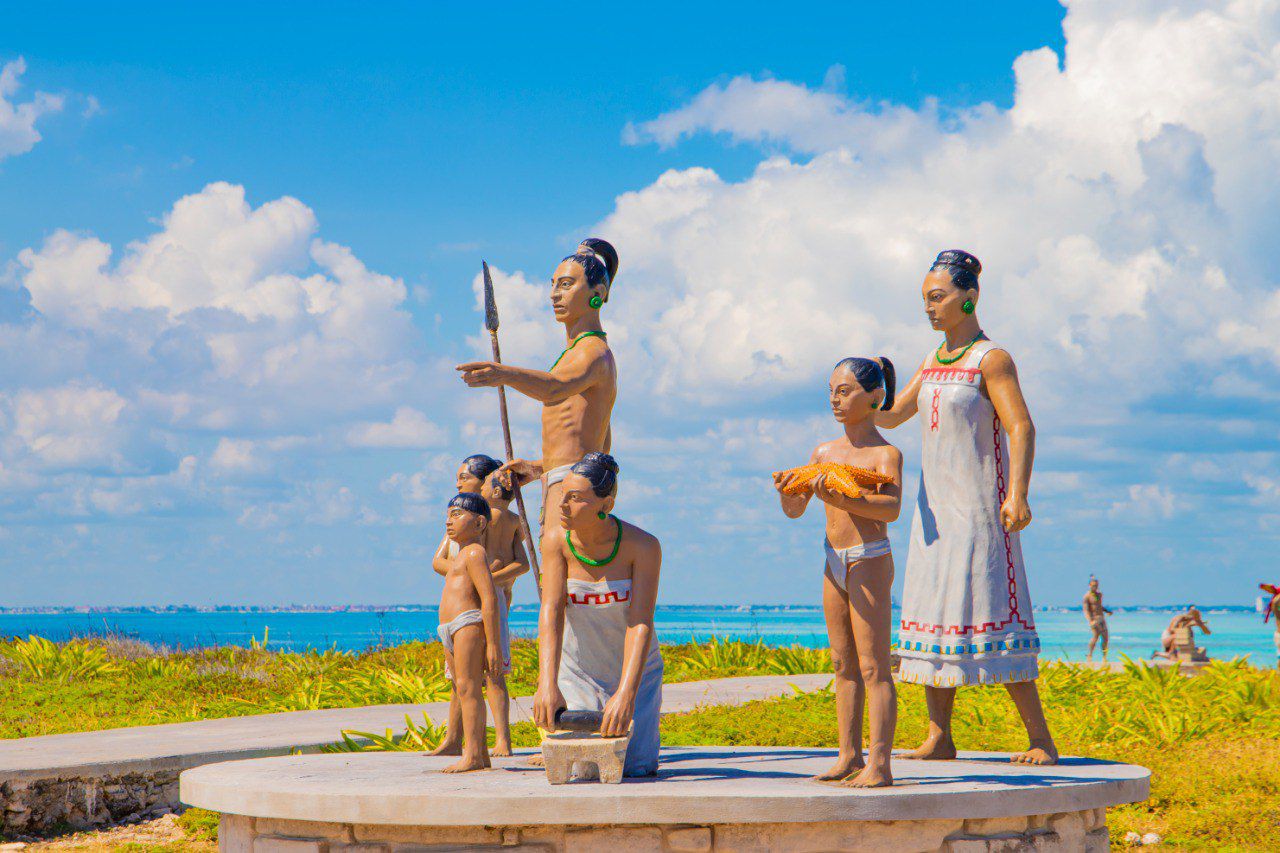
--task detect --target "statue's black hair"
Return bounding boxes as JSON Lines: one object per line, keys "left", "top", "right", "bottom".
{"left": 930, "top": 249, "right": 982, "bottom": 292}
{"left": 486, "top": 471, "right": 513, "bottom": 502}
{"left": 570, "top": 451, "right": 620, "bottom": 497}
{"left": 462, "top": 454, "right": 502, "bottom": 482}
{"left": 833, "top": 357, "right": 897, "bottom": 411}
{"left": 578, "top": 237, "right": 619, "bottom": 283}
{"left": 448, "top": 492, "right": 491, "bottom": 521}
{"left": 561, "top": 252, "right": 611, "bottom": 289}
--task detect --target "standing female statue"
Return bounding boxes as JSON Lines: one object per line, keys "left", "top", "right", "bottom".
{"left": 877, "top": 250, "right": 1058, "bottom": 766}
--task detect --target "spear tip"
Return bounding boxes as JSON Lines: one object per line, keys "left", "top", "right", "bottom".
{"left": 482, "top": 260, "right": 499, "bottom": 332}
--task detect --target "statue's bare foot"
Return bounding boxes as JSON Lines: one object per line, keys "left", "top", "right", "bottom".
{"left": 441, "top": 754, "right": 490, "bottom": 773}
{"left": 491, "top": 742, "right": 513, "bottom": 758}
{"left": 427, "top": 739, "right": 462, "bottom": 757}
{"left": 813, "top": 753, "right": 864, "bottom": 781}
{"left": 526, "top": 753, "right": 544, "bottom": 767}
{"left": 903, "top": 732, "right": 956, "bottom": 761}
{"left": 1010, "top": 740, "right": 1058, "bottom": 766}
{"left": 841, "top": 763, "right": 893, "bottom": 788}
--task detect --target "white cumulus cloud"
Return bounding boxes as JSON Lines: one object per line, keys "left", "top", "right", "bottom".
{"left": 0, "top": 58, "right": 64, "bottom": 160}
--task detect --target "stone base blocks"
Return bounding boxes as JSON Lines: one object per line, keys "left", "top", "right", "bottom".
{"left": 540, "top": 732, "right": 631, "bottom": 785}
{"left": 183, "top": 747, "right": 1149, "bottom": 853}
{"left": 219, "top": 810, "right": 1110, "bottom": 852}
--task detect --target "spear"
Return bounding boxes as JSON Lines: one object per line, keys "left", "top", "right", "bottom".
{"left": 483, "top": 261, "right": 542, "bottom": 593}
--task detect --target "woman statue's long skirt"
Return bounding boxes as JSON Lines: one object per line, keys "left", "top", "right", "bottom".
{"left": 897, "top": 341, "right": 1042, "bottom": 686}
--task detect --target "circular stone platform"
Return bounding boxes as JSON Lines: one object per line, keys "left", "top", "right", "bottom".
{"left": 181, "top": 747, "right": 1149, "bottom": 852}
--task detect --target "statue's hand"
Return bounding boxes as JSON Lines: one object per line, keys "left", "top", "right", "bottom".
{"left": 600, "top": 689, "right": 635, "bottom": 738}
{"left": 1000, "top": 493, "right": 1032, "bottom": 532}
{"left": 773, "top": 470, "right": 811, "bottom": 497}
{"left": 810, "top": 473, "right": 839, "bottom": 506}
{"left": 456, "top": 361, "right": 507, "bottom": 388}
{"left": 532, "top": 684, "right": 566, "bottom": 731}
{"left": 499, "top": 459, "right": 541, "bottom": 489}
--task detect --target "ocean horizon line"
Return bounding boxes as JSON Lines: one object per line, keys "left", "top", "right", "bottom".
{"left": 0, "top": 603, "right": 1261, "bottom": 615}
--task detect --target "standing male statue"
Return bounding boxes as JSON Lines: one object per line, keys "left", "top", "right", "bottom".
{"left": 456, "top": 238, "right": 620, "bottom": 581}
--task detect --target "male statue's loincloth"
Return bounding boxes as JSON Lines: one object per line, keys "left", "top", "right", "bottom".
{"left": 438, "top": 608, "right": 510, "bottom": 676}
{"left": 539, "top": 463, "right": 575, "bottom": 529}
{"left": 823, "top": 538, "right": 892, "bottom": 593}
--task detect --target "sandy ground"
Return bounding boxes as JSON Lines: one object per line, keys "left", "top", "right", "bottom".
{"left": 5, "top": 814, "right": 213, "bottom": 852}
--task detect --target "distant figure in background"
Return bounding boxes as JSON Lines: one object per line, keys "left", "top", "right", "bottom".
{"left": 1261, "top": 584, "right": 1280, "bottom": 668}
{"left": 1156, "top": 607, "right": 1211, "bottom": 660}
{"left": 1082, "top": 578, "right": 1112, "bottom": 662}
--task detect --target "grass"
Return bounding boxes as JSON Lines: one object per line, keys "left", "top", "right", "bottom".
{"left": 0, "top": 634, "right": 823, "bottom": 739}
{"left": 5, "top": 637, "right": 1278, "bottom": 850}
{"left": 656, "top": 659, "right": 1280, "bottom": 851}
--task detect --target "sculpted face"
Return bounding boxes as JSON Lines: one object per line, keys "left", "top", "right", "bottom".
{"left": 480, "top": 473, "right": 510, "bottom": 506}
{"left": 559, "top": 472, "right": 614, "bottom": 531}
{"left": 922, "top": 269, "right": 977, "bottom": 332}
{"left": 550, "top": 259, "right": 600, "bottom": 323}
{"left": 1089, "top": 579, "right": 1099, "bottom": 592}
{"left": 456, "top": 463, "right": 484, "bottom": 494}
{"left": 829, "top": 365, "right": 880, "bottom": 423}
{"left": 445, "top": 505, "right": 486, "bottom": 542}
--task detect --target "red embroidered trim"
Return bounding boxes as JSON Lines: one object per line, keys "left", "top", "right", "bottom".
{"left": 929, "top": 389, "right": 941, "bottom": 432}
{"left": 569, "top": 589, "right": 630, "bottom": 606}
{"left": 921, "top": 367, "right": 980, "bottom": 382}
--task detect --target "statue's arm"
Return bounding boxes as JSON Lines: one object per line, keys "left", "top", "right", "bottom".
{"left": 457, "top": 342, "right": 607, "bottom": 404}
{"left": 532, "top": 537, "right": 570, "bottom": 729}
{"left": 463, "top": 545, "right": 505, "bottom": 674}
{"left": 490, "top": 527, "right": 529, "bottom": 585}
{"left": 875, "top": 364, "right": 923, "bottom": 429}
{"left": 811, "top": 446, "right": 903, "bottom": 522}
{"left": 430, "top": 533, "right": 452, "bottom": 576}
{"left": 984, "top": 349, "right": 1035, "bottom": 532}
{"left": 601, "top": 531, "right": 661, "bottom": 737}
{"left": 774, "top": 447, "right": 820, "bottom": 518}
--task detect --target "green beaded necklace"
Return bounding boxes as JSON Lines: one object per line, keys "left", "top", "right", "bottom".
{"left": 935, "top": 333, "right": 983, "bottom": 366}
{"left": 566, "top": 515, "right": 623, "bottom": 567}
{"left": 550, "top": 330, "right": 607, "bottom": 370}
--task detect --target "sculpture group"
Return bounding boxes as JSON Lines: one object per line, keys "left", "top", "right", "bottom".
{"left": 430, "top": 242, "right": 1058, "bottom": 785}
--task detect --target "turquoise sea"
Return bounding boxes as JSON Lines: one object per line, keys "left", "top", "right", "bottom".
{"left": 2, "top": 606, "right": 1276, "bottom": 665}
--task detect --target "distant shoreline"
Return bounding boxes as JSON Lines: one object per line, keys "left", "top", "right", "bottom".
{"left": 0, "top": 603, "right": 1260, "bottom": 615}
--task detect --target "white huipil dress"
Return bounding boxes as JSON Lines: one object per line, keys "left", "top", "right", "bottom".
{"left": 558, "top": 578, "right": 664, "bottom": 777}
{"left": 897, "top": 340, "right": 1041, "bottom": 687}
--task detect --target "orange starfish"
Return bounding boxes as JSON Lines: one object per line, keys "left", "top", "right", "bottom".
{"left": 773, "top": 462, "right": 893, "bottom": 498}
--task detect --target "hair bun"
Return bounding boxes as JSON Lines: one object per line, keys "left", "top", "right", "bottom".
{"left": 581, "top": 451, "right": 619, "bottom": 474}
{"left": 933, "top": 249, "right": 981, "bottom": 276}
{"left": 578, "top": 237, "right": 619, "bottom": 282}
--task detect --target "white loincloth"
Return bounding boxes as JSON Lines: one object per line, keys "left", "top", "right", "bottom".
{"left": 823, "top": 538, "right": 891, "bottom": 593}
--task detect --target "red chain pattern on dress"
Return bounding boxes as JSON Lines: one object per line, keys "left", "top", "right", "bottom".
{"left": 993, "top": 415, "right": 1033, "bottom": 629}
{"left": 929, "top": 388, "right": 941, "bottom": 432}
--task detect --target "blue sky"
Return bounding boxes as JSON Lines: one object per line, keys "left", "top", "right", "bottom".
{"left": 1, "top": 1, "right": 1276, "bottom": 608}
